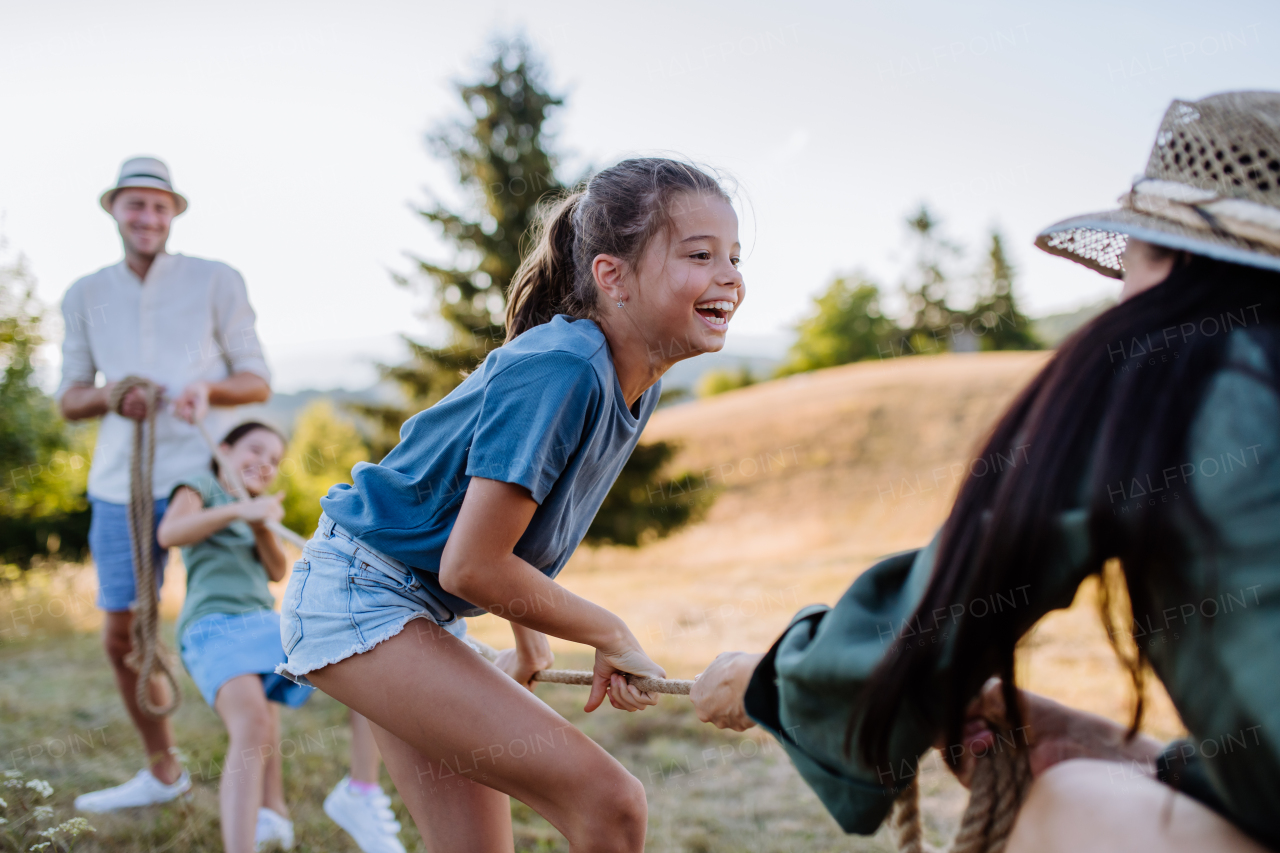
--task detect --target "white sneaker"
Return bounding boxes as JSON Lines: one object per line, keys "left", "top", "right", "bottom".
{"left": 73, "top": 768, "right": 191, "bottom": 812}
{"left": 255, "top": 807, "right": 295, "bottom": 851}
{"left": 324, "top": 776, "right": 406, "bottom": 853}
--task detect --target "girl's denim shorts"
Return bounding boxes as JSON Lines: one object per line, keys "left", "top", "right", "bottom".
{"left": 181, "top": 609, "right": 313, "bottom": 708}
{"left": 276, "top": 513, "right": 467, "bottom": 686}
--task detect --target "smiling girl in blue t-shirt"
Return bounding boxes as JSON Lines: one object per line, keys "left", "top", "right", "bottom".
{"left": 277, "top": 158, "right": 744, "bottom": 851}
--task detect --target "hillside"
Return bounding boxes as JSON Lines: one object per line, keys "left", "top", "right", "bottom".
{"left": 471, "top": 349, "right": 1183, "bottom": 738}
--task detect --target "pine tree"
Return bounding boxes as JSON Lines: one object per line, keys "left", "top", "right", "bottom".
{"left": 898, "top": 205, "right": 962, "bottom": 355}
{"left": 358, "top": 39, "right": 567, "bottom": 456}
{"left": 357, "top": 38, "right": 709, "bottom": 547}
{"left": 968, "top": 231, "right": 1041, "bottom": 351}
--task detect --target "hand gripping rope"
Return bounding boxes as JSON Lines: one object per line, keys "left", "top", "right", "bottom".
{"left": 465, "top": 638, "right": 694, "bottom": 695}
{"left": 470, "top": 635, "right": 1027, "bottom": 852}
{"left": 110, "top": 377, "right": 310, "bottom": 718}
{"left": 109, "top": 377, "right": 183, "bottom": 719}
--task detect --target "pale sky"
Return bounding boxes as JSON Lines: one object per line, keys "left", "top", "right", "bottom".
{"left": 2, "top": 0, "right": 1275, "bottom": 391}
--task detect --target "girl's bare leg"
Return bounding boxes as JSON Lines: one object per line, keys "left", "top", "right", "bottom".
{"left": 306, "top": 619, "right": 647, "bottom": 853}
{"left": 261, "top": 702, "right": 287, "bottom": 816}
{"left": 350, "top": 710, "right": 382, "bottom": 785}
{"left": 369, "top": 717, "right": 514, "bottom": 851}
{"left": 1008, "top": 759, "right": 1268, "bottom": 853}
{"left": 214, "top": 675, "right": 275, "bottom": 853}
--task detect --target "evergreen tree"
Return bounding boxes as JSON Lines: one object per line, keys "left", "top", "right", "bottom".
{"left": 776, "top": 275, "right": 901, "bottom": 374}
{"left": 358, "top": 38, "right": 710, "bottom": 547}
{"left": 358, "top": 39, "right": 566, "bottom": 454}
{"left": 967, "top": 231, "right": 1041, "bottom": 351}
{"left": 897, "top": 205, "right": 962, "bottom": 355}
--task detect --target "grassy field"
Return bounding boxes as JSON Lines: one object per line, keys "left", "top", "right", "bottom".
{"left": 0, "top": 351, "right": 1185, "bottom": 851}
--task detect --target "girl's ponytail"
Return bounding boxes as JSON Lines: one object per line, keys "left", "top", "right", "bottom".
{"left": 505, "top": 191, "right": 585, "bottom": 341}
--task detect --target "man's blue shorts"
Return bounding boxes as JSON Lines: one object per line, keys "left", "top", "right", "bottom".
{"left": 88, "top": 497, "right": 170, "bottom": 612}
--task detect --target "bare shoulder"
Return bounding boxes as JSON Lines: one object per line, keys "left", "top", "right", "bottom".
{"left": 1007, "top": 759, "right": 1266, "bottom": 853}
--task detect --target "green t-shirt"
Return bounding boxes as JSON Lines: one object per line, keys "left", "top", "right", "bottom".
{"left": 173, "top": 473, "right": 277, "bottom": 643}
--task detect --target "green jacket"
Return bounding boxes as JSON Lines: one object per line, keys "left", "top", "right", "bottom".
{"left": 745, "top": 329, "right": 1280, "bottom": 848}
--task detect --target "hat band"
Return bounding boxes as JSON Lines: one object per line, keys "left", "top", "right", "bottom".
{"left": 1121, "top": 179, "right": 1280, "bottom": 252}
{"left": 121, "top": 172, "right": 171, "bottom": 185}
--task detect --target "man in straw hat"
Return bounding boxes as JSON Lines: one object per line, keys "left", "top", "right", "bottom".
{"left": 57, "top": 156, "right": 273, "bottom": 812}
{"left": 692, "top": 91, "right": 1280, "bottom": 853}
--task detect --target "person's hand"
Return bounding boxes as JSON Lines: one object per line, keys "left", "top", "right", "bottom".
{"left": 939, "top": 678, "right": 1165, "bottom": 788}
{"left": 494, "top": 635, "right": 554, "bottom": 692}
{"left": 107, "top": 382, "right": 160, "bottom": 421}
{"left": 585, "top": 631, "right": 664, "bottom": 713}
{"left": 237, "top": 493, "right": 285, "bottom": 527}
{"left": 690, "top": 651, "right": 764, "bottom": 731}
{"left": 172, "top": 381, "right": 211, "bottom": 424}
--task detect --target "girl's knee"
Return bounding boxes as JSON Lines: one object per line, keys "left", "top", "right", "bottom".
{"left": 580, "top": 769, "right": 646, "bottom": 843}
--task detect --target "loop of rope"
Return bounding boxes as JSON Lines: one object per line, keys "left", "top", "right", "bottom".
{"left": 109, "top": 376, "right": 182, "bottom": 719}
{"left": 889, "top": 741, "right": 1031, "bottom": 853}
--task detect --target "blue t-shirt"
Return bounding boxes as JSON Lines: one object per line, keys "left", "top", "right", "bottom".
{"left": 320, "top": 315, "right": 661, "bottom": 617}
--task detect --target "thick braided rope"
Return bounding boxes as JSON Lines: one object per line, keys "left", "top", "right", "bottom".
{"left": 110, "top": 377, "right": 182, "bottom": 718}
{"left": 889, "top": 744, "right": 1031, "bottom": 853}
{"left": 466, "top": 639, "right": 692, "bottom": 694}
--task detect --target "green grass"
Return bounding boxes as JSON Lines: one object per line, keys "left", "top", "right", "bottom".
{"left": 0, "top": 610, "right": 926, "bottom": 852}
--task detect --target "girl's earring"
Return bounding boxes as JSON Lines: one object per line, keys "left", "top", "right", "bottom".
{"left": 617, "top": 300, "right": 625, "bottom": 308}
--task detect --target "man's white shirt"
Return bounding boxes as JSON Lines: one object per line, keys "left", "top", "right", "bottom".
{"left": 56, "top": 252, "right": 272, "bottom": 503}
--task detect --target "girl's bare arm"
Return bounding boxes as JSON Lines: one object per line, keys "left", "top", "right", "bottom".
{"left": 157, "top": 486, "right": 243, "bottom": 548}
{"left": 440, "top": 476, "right": 664, "bottom": 711}
{"left": 249, "top": 520, "right": 289, "bottom": 582}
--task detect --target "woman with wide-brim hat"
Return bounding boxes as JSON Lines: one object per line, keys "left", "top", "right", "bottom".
{"left": 691, "top": 91, "right": 1280, "bottom": 852}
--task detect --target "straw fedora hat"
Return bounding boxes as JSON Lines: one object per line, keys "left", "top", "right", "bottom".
{"left": 1036, "top": 91, "right": 1280, "bottom": 278}
{"left": 99, "top": 156, "right": 188, "bottom": 215}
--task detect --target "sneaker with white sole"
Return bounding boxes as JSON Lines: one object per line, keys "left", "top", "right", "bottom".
{"left": 255, "top": 807, "right": 295, "bottom": 851}
{"left": 73, "top": 768, "right": 191, "bottom": 813}
{"left": 324, "top": 776, "right": 406, "bottom": 853}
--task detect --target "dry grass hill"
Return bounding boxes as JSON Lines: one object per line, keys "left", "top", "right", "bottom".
{"left": 0, "top": 350, "right": 1185, "bottom": 852}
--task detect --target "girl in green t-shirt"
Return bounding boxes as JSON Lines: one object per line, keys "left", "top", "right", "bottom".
{"left": 158, "top": 422, "right": 307, "bottom": 852}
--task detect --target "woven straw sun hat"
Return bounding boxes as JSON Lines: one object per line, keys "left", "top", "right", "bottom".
{"left": 99, "top": 156, "right": 188, "bottom": 215}
{"left": 1036, "top": 91, "right": 1280, "bottom": 278}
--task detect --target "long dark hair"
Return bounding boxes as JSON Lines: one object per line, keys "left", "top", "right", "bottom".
{"left": 504, "top": 158, "right": 730, "bottom": 340}
{"left": 857, "top": 255, "right": 1280, "bottom": 768}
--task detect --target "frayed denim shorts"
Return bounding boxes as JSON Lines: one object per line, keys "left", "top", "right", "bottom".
{"left": 276, "top": 513, "right": 466, "bottom": 687}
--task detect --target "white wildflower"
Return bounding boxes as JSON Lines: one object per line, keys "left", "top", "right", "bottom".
{"left": 32, "top": 805, "right": 54, "bottom": 820}
{"left": 29, "top": 843, "right": 50, "bottom": 851}
{"left": 3, "top": 770, "right": 20, "bottom": 779}
{"left": 0, "top": 795, "right": 7, "bottom": 807}
{"left": 56, "top": 817, "right": 95, "bottom": 837}
{"left": 25, "top": 780, "right": 53, "bottom": 798}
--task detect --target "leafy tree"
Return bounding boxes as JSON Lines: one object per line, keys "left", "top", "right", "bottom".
{"left": 0, "top": 247, "right": 91, "bottom": 567}
{"left": 966, "top": 231, "right": 1041, "bottom": 351}
{"left": 696, "top": 364, "right": 756, "bottom": 397}
{"left": 279, "top": 400, "right": 371, "bottom": 538}
{"left": 777, "top": 275, "right": 902, "bottom": 375}
{"left": 358, "top": 37, "right": 707, "bottom": 547}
